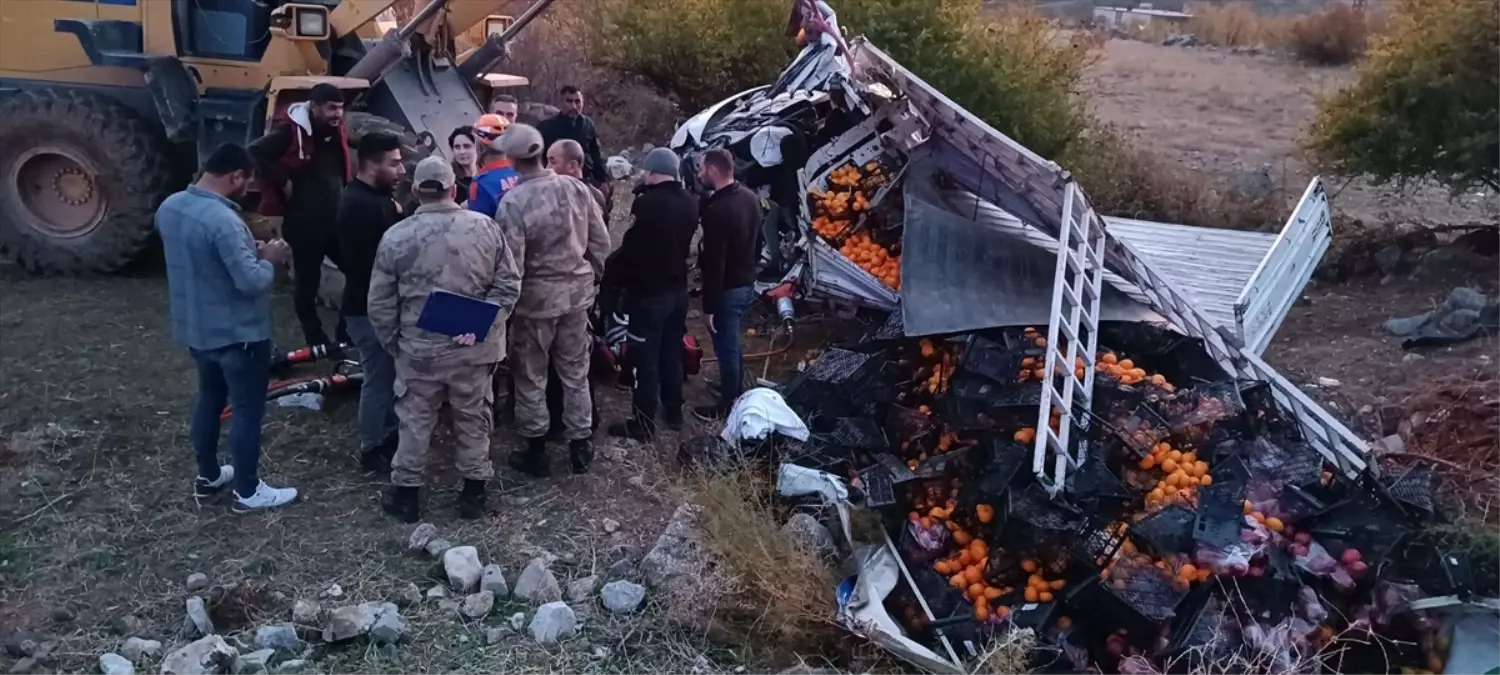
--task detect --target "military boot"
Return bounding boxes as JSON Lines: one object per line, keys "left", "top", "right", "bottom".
{"left": 569, "top": 438, "right": 594, "bottom": 475}
{"left": 382, "top": 485, "right": 420, "bottom": 523}
{"left": 509, "top": 436, "right": 551, "bottom": 478}
{"left": 457, "top": 479, "right": 487, "bottom": 519}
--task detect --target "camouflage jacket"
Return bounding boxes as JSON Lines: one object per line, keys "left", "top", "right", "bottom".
{"left": 367, "top": 200, "right": 521, "bottom": 364}
{"left": 495, "top": 168, "right": 611, "bottom": 318}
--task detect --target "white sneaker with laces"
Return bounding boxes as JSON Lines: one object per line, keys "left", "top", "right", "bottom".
{"left": 194, "top": 465, "right": 235, "bottom": 499}
{"left": 232, "top": 481, "right": 298, "bottom": 513}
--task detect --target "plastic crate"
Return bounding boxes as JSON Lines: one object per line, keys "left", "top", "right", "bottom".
{"left": 1155, "top": 381, "right": 1249, "bottom": 446}
{"left": 1307, "top": 494, "right": 1411, "bottom": 569}
{"left": 1382, "top": 463, "right": 1438, "bottom": 517}
{"left": 1193, "top": 478, "right": 1248, "bottom": 550}
{"left": 1109, "top": 401, "right": 1172, "bottom": 458}
{"left": 1132, "top": 504, "right": 1199, "bottom": 557}
{"left": 1244, "top": 432, "right": 1324, "bottom": 489}
{"left": 1391, "top": 536, "right": 1474, "bottom": 597}
{"left": 784, "top": 347, "right": 886, "bottom": 416}
{"left": 856, "top": 453, "right": 918, "bottom": 509}
{"left": 1224, "top": 546, "right": 1302, "bottom": 624}
{"left": 1156, "top": 589, "right": 1234, "bottom": 670}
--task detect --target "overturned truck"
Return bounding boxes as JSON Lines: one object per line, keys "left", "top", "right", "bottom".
{"left": 677, "top": 32, "right": 1494, "bottom": 675}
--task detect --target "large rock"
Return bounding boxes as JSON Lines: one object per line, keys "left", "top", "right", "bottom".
{"left": 443, "top": 546, "right": 483, "bottom": 593}
{"left": 640, "top": 504, "right": 710, "bottom": 597}
{"left": 424, "top": 538, "right": 453, "bottom": 558}
{"left": 290, "top": 600, "right": 321, "bottom": 627}
{"left": 566, "top": 575, "right": 599, "bottom": 604}
{"left": 100, "top": 653, "right": 135, "bottom": 675}
{"left": 322, "top": 602, "right": 400, "bottom": 643}
{"left": 459, "top": 591, "right": 495, "bottom": 621}
{"left": 229, "top": 650, "right": 273, "bottom": 675}
{"left": 185, "top": 574, "right": 210, "bottom": 592}
{"left": 183, "top": 597, "right": 214, "bottom": 638}
{"left": 600, "top": 580, "right": 646, "bottom": 614}
{"left": 480, "top": 565, "right": 509, "bottom": 598}
{"left": 159, "top": 635, "right": 238, "bottom": 675}
{"left": 528, "top": 602, "right": 578, "bottom": 645}
{"left": 408, "top": 523, "right": 439, "bottom": 553}
{"left": 252, "top": 624, "right": 302, "bottom": 656}
{"left": 368, "top": 607, "right": 407, "bottom": 645}
{"left": 1385, "top": 312, "right": 1431, "bottom": 337}
{"left": 513, "top": 558, "right": 562, "bottom": 604}
{"left": 781, "top": 513, "right": 837, "bottom": 560}
{"left": 1447, "top": 287, "right": 1490, "bottom": 312}
{"left": 120, "top": 638, "right": 162, "bottom": 665}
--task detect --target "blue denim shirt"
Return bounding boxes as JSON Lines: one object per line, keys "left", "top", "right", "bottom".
{"left": 156, "top": 185, "right": 275, "bottom": 351}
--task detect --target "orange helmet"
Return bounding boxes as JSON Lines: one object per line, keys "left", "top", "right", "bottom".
{"left": 473, "top": 113, "right": 509, "bottom": 146}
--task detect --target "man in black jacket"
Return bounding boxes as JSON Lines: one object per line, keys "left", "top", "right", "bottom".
{"left": 250, "top": 83, "right": 350, "bottom": 349}
{"left": 694, "top": 148, "right": 763, "bottom": 421}
{"left": 337, "top": 133, "right": 406, "bottom": 473}
{"left": 602, "top": 148, "right": 699, "bottom": 440}
{"left": 537, "top": 86, "right": 611, "bottom": 204}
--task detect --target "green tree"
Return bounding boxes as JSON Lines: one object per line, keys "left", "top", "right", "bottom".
{"left": 1306, "top": 0, "right": 1499, "bottom": 193}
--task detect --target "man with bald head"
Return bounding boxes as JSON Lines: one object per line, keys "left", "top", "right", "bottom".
{"left": 547, "top": 139, "right": 606, "bottom": 214}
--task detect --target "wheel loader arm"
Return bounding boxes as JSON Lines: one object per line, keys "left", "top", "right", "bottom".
{"left": 329, "top": 0, "right": 406, "bottom": 38}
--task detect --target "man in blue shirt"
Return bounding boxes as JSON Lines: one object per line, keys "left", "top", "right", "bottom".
{"left": 467, "top": 113, "right": 520, "bottom": 219}
{"left": 156, "top": 143, "right": 299, "bottom": 513}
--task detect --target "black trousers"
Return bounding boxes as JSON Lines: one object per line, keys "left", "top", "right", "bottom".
{"left": 285, "top": 221, "right": 344, "bottom": 348}
{"left": 626, "top": 290, "right": 689, "bottom": 420}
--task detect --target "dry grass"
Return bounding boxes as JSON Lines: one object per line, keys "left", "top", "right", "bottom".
{"left": 1083, "top": 39, "right": 1499, "bottom": 226}
{"left": 675, "top": 468, "right": 846, "bottom": 662}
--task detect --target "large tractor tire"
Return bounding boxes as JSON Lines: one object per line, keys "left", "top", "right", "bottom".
{"left": 0, "top": 89, "right": 176, "bottom": 274}
{"left": 315, "top": 112, "right": 432, "bottom": 312}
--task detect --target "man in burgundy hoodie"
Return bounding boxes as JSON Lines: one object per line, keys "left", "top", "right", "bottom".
{"left": 250, "top": 83, "right": 351, "bottom": 349}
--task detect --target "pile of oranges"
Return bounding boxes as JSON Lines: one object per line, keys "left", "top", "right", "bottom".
{"left": 808, "top": 161, "right": 900, "bottom": 290}
{"left": 1096, "top": 351, "right": 1174, "bottom": 391}
{"left": 1140, "top": 442, "right": 1213, "bottom": 510}
{"left": 837, "top": 231, "right": 901, "bottom": 290}
{"left": 1101, "top": 541, "right": 1211, "bottom": 594}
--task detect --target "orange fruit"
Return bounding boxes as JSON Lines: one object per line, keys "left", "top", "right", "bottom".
{"left": 1200, "top": 475, "right": 1214, "bottom": 486}
{"left": 1139, "top": 456, "right": 1157, "bottom": 470}
{"left": 968, "top": 582, "right": 987, "bottom": 598}
{"left": 1039, "top": 591, "right": 1054, "bottom": 602}
{"left": 1021, "top": 559, "right": 1039, "bottom": 573}
{"left": 964, "top": 566, "right": 983, "bottom": 584}
{"left": 1178, "top": 564, "right": 1197, "bottom": 579}
{"left": 1167, "top": 450, "right": 1183, "bottom": 462}
{"left": 1243, "top": 500, "right": 1254, "bottom": 515}
{"left": 1101, "top": 353, "right": 1118, "bottom": 364}
{"left": 1050, "top": 579, "right": 1066, "bottom": 590}
{"left": 1264, "top": 517, "right": 1285, "bottom": 532}
{"left": 1057, "top": 616, "right": 1073, "bottom": 630}
{"left": 984, "top": 587, "right": 1003, "bottom": 600}
{"left": 1024, "top": 587, "right": 1039, "bottom": 602}
{"left": 1118, "top": 359, "right": 1135, "bottom": 370}
{"left": 1161, "top": 459, "right": 1179, "bottom": 474}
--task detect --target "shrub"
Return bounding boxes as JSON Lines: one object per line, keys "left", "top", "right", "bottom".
{"left": 1068, "top": 126, "right": 1282, "bottom": 229}
{"left": 1287, "top": 4, "right": 1369, "bottom": 65}
{"left": 1187, "top": 3, "right": 1289, "bottom": 48}
{"left": 1306, "top": 0, "right": 1500, "bottom": 193}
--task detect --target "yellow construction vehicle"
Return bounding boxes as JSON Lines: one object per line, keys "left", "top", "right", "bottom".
{"left": 0, "top": 0, "right": 552, "bottom": 274}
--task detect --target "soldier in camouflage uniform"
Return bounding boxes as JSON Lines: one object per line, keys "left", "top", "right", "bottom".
{"left": 495, "top": 124, "right": 611, "bottom": 477}
{"left": 368, "top": 156, "right": 521, "bottom": 522}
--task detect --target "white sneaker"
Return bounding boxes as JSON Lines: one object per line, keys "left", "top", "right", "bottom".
{"left": 194, "top": 465, "right": 235, "bottom": 498}
{"left": 232, "top": 481, "right": 299, "bottom": 512}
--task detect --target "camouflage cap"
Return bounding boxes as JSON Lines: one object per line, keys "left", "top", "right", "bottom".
{"left": 412, "top": 155, "right": 456, "bottom": 196}
{"left": 498, "top": 123, "right": 544, "bottom": 160}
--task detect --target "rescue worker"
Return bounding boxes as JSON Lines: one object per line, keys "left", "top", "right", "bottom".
{"left": 497, "top": 124, "right": 611, "bottom": 477}
{"left": 603, "top": 148, "right": 699, "bottom": 440}
{"left": 536, "top": 86, "right": 611, "bottom": 208}
{"left": 368, "top": 157, "right": 522, "bottom": 522}
{"left": 468, "top": 114, "right": 520, "bottom": 218}
{"left": 250, "top": 83, "right": 350, "bottom": 349}
{"left": 336, "top": 132, "right": 406, "bottom": 474}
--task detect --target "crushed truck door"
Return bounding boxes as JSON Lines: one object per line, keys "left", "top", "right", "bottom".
{"left": 1234, "top": 177, "right": 1333, "bottom": 355}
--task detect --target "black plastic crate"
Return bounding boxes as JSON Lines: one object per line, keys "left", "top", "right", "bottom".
{"left": 1107, "top": 401, "right": 1172, "bottom": 458}
{"left": 856, "top": 453, "right": 918, "bottom": 509}
{"left": 1225, "top": 546, "right": 1302, "bottom": 624}
{"left": 784, "top": 347, "right": 887, "bottom": 416}
{"left": 1155, "top": 381, "right": 1249, "bottom": 446}
{"left": 885, "top": 404, "right": 938, "bottom": 451}
{"left": 862, "top": 306, "right": 905, "bottom": 343}
{"left": 1132, "top": 504, "right": 1199, "bottom": 557}
{"left": 952, "top": 439, "right": 1029, "bottom": 532}
{"left": 1156, "top": 589, "right": 1233, "bottom": 670}
{"left": 1071, "top": 517, "right": 1129, "bottom": 574}
{"left": 1307, "top": 494, "right": 1411, "bottom": 570}
{"left": 1244, "top": 432, "right": 1324, "bottom": 489}
{"left": 1382, "top": 463, "right": 1439, "bottom": 517}
{"left": 1194, "top": 478, "right": 1248, "bottom": 550}
{"left": 1391, "top": 536, "right": 1474, "bottom": 597}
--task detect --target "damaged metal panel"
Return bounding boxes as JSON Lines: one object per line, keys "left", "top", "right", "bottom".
{"left": 900, "top": 153, "right": 1160, "bottom": 336}
{"left": 1104, "top": 217, "right": 1280, "bottom": 332}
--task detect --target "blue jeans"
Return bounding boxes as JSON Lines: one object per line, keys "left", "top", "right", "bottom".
{"left": 710, "top": 286, "right": 755, "bottom": 411}
{"left": 190, "top": 340, "right": 272, "bottom": 497}
{"left": 344, "top": 315, "right": 398, "bottom": 451}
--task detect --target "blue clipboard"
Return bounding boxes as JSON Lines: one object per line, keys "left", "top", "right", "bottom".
{"left": 416, "top": 289, "right": 501, "bottom": 342}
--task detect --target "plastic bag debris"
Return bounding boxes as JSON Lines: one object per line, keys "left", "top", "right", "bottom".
{"left": 722, "top": 387, "right": 811, "bottom": 443}
{"left": 276, "top": 392, "right": 324, "bottom": 411}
